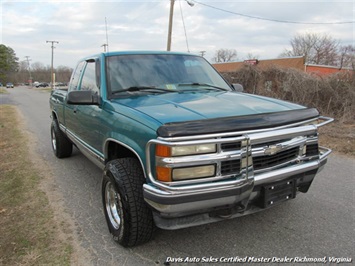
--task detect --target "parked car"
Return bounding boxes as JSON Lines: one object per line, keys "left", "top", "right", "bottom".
{"left": 36, "top": 82, "right": 49, "bottom": 88}
{"left": 55, "top": 82, "right": 66, "bottom": 87}
{"left": 0, "top": 83, "right": 3, "bottom": 87}
{"left": 6, "top": 82, "right": 14, "bottom": 88}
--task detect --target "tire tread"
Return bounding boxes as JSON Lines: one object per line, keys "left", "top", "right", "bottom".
{"left": 51, "top": 120, "right": 72, "bottom": 158}
{"left": 104, "top": 158, "right": 154, "bottom": 247}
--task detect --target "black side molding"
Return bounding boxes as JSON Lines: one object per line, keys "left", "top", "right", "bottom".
{"left": 157, "top": 108, "right": 319, "bottom": 138}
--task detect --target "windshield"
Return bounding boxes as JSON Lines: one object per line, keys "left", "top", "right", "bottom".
{"left": 106, "top": 54, "right": 232, "bottom": 94}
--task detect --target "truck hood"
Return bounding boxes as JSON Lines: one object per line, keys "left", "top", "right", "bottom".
{"left": 112, "top": 91, "right": 305, "bottom": 125}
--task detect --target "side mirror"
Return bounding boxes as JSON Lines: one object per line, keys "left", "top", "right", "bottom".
{"left": 67, "top": 90, "right": 100, "bottom": 105}
{"left": 232, "top": 83, "right": 244, "bottom": 92}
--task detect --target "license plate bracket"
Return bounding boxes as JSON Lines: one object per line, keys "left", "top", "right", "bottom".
{"left": 261, "top": 179, "right": 296, "bottom": 208}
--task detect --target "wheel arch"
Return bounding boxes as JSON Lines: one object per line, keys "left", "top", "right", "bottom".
{"left": 51, "top": 110, "right": 59, "bottom": 121}
{"left": 104, "top": 139, "right": 147, "bottom": 178}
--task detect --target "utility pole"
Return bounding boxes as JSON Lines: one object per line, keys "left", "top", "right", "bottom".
{"left": 24, "top": 56, "right": 32, "bottom": 86}
{"left": 46, "top": 40, "right": 59, "bottom": 89}
{"left": 199, "top": 51, "right": 206, "bottom": 57}
{"left": 167, "top": 0, "right": 175, "bottom": 51}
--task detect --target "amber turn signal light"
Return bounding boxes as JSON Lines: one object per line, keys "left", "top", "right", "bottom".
{"left": 156, "top": 166, "right": 172, "bottom": 182}
{"left": 156, "top": 144, "right": 171, "bottom": 157}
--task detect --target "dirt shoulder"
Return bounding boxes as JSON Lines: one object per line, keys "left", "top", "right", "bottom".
{"left": 0, "top": 105, "right": 90, "bottom": 265}
{"left": 319, "top": 121, "right": 355, "bottom": 158}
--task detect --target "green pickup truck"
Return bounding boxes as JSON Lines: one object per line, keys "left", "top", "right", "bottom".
{"left": 49, "top": 51, "right": 333, "bottom": 247}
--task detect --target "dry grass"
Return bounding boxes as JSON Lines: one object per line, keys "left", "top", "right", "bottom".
{"left": 224, "top": 65, "right": 355, "bottom": 122}
{"left": 319, "top": 122, "right": 355, "bottom": 157}
{"left": 0, "top": 105, "right": 73, "bottom": 265}
{"left": 223, "top": 65, "right": 354, "bottom": 157}
{"left": 0, "top": 88, "right": 9, "bottom": 94}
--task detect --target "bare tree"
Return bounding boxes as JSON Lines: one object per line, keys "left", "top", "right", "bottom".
{"left": 280, "top": 33, "right": 339, "bottom": 66}
{"left": 338, "top": 45, "right": 355, "bottom": 69}
{"left": 313, "top": 34, "right": 338, "bottom": 65}
{"left": 13, "top": 61, "right": 73, "bottom": 84}
{"left": 280, "top": 33, "right": 317, "bottom": 60}
{"left": 18, "top": 61, "right": 28, "bottom": 72}
{"left": 212, "top": 48, "right": 237, "bottom": 62}
{"left": 56, "top": 65, "right": 73, "bottom": 83}
{"left": 246, "top": 53, "right": 259, "bottom": 60}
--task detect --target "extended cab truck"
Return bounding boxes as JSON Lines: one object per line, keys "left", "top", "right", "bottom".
{"left": 49, "top": 51, "right": 333, "bottom": 247}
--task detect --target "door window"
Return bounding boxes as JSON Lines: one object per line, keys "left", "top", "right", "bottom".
{"left": 68, "top": 61, "right": 85, "bottom": 91}
{"left": 80, "top": 61, "right": 99, "bottom": 94}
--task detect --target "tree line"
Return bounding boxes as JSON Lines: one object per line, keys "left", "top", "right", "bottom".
{"left": 0, "top": 45, "right": 18, "bottom": 83}
{"left": 17, "top": 61, "right": 73, "bottom": 85}
{"left": 0, "top": 44, "right": 72, "bottom": 85}
{"left": 213, "top": 33, "right": 354, "bottom": 70}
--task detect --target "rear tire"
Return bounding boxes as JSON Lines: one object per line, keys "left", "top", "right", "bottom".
{"left": 102, "top": 158, "right": 154, "bottom": 247}
{"left": 51, "top": 120, "right": 73, "bottom": 158}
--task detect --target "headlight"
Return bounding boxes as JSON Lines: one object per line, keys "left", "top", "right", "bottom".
{"left": 156, "top": 143, "right": 216, "bottom": 157}
{"left": 173, "top": 165, "right": 215, "bottom": 181}
{"left": 155, "top": 144, "right": 217, "bottom": 182}
{"left": 156, "top": 164, "right": 216, "bottom": 182}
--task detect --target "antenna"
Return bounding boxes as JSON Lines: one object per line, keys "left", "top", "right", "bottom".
{"left": 101, "top": 44, "right": 108, "bottom": 52}
{"left": 105, "top": 17, "right": 109, "bottom": 53}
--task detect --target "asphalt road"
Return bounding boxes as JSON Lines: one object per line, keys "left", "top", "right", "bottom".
{"left": 2, "top": 86, "right": 354, "bottom": 266}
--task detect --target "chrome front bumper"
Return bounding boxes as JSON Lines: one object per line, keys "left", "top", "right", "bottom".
{"left": 143, "top": 146, "right": 330, "bottom": 211}
{"left": 143, "top": 117, "right": 333, "bottom": 229}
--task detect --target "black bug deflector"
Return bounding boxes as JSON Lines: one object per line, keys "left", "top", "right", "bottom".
{"left": 157, "top": 108, "right": 319, "bottom": 138}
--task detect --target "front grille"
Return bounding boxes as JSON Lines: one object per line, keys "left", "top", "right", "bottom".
{"left": 221, "top": 159, "right": 240, "bottom": 175}
{"left": 253, "top": 147, "right": 299, "bottom": 171}
{"left": 221, "top": 142, "right": 241, "bottom": 151}
{"left": 219, "top": 136, "right": 319, "bottom": 176}
{"left": 306, "top": 143, "right": 319, "bottom": 156}
{"left": 151, "top": 116, "right": 331, "bottom": 187}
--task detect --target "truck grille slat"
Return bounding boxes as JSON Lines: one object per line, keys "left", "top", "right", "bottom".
{"left": 306, "top": 143, "right": 319, "bottom": 156}
{"left": 221, "top": 160, "right": 241, "bottom": 175}
{"left": 221, "top": 142, "right": 241, "bottom": 151}
{"left": 253, "top": 147, "right": 299, "bottom": 170}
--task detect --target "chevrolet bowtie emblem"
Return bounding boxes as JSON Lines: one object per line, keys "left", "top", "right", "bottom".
{"left": 264, "top": 144, "right": 283, "bottom": 155}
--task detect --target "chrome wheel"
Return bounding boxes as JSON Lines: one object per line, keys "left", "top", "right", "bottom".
{"left": 105, "top": 181, "right": 122, "bottom": 230}
{"left": 51, "top": 129, "right": 57, "bottom": 151}
{"left": 102, "top": 158, "right": 154, "bottom": 246}
{"left": 50, "top": 120, "right": 72, "bottom": 158}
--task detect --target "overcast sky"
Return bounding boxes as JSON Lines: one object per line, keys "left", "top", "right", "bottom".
{"left": 1, "top": 0, "right": 354, "bottom": 68}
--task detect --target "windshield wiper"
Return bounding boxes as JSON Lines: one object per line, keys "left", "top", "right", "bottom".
{"left": 112, "top": 86, "right": 176, "bottom": 94}
{"left": 178, "top": 83, "right": 229, "bottom": 91}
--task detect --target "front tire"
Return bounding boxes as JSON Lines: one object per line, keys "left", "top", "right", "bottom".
{"left": 51, "top": 120, "right": 73, "bottom": 158}
{"left": 102, "top": 158, "right": 155, "bottom": 247}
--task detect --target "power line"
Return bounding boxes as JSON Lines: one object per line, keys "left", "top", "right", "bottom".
{"left": 179, "top": 0, "right": 190, "bottom": 52}
{"left": 191, "top": 0, "right": 354, "bottom": 25}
